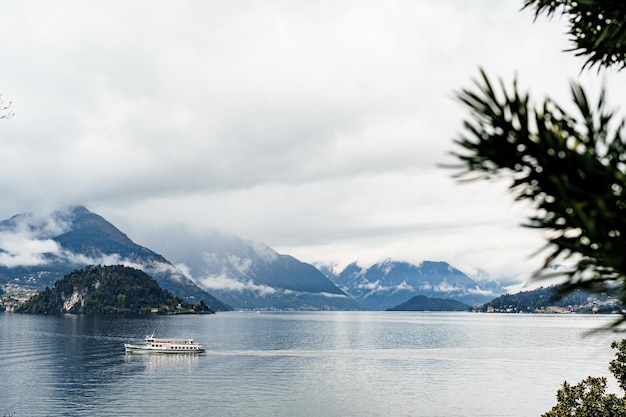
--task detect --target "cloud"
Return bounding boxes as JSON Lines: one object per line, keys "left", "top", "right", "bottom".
{"left": 0, "top": 1, "right": 585, "bottom": 201}
{"left": 248, "top": 242, "right": 278, "bottom": 263}
{"left": 0, "top": 208, "right": 188, "bottom": 279}
{"left": 0, "top": 209, "right": 72, "bottom": 267}
{"left": 466, "top": 286, "right": 499, "bottom": 297}
{"left": 143, "top": 261, "right": 190, "bottom": 283}
{"left": 0, "top": 234, "right": 60, "bottom": 267}
{"left": 0, "top": 0, "right": 623, "bottom": 285}
{"left": 283, "top": 289, "right": 351, "bottom": 299}
{"left": 318, "top": 292, "right": 351, "bottom": 299}
{"left": 0, "top": 230, "right": 168, "bottom": 275}
{"left": 198, "top": 275, "right": 277, "bottom": 297}
{"left": 57, "top": 251, "right": 137, "bottom": 270}
{"left": 225, "top": 255, "right": 253, "bottom": 276}
{"left": 173, "top": 263, "right": 193, "bottom": 280}
{"left": 433, "top": 282, "right": 464, "bottom": 293}
{"left": 392, "top": 282, "right": 415, "bottom": 294}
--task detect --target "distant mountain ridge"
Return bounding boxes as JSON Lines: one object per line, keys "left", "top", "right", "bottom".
{"left": 0, "top": 206, "right": 359, "bottom": 311}
{"left": 323, "top": 259, "right": 504, "bottom": 310}
{"left": 0, "top": 206, "right": 231, "bottom": 311}
{"left": 166, "top": 231, "right": 360, "bottom": 311}
{"left": 0, "top": 205, "right": 511, "bottom": 312}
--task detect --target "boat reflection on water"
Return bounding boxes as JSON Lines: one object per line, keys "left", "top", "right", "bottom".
{"left": 124, "top": 350, "right": 201, "bottom": 371}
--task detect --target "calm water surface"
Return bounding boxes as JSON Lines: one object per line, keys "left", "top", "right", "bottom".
{"left": 0, "top": 311, "right": 620, "bottom": 417}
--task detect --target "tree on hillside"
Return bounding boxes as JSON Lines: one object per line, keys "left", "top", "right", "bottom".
{"left": 451, "top": 0, "right": 626, "bottom": 324}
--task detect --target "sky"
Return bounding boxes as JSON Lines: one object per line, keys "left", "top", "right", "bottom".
{"left": 0, "top": 0, "right": 623, "bottom": 284}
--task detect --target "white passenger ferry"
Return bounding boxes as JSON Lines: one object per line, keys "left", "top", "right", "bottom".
{"left": 124, "top": 334, "right": 206, "bottom": 354}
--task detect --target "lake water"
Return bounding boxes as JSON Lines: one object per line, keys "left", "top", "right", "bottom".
{"left": 0, "top": 311, "right": 622, "bottom": 417}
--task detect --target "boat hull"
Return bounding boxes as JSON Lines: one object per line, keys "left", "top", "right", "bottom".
{"left": 124, "top": 344, "right": 206, "bottom": 354}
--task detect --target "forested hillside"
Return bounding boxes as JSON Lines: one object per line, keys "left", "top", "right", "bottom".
{"left": 16, "top": 265, "right": 214, "bottom": 314}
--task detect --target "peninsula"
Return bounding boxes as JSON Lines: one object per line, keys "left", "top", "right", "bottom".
{"left": 16, "top": 265, "right": 214, "bottom": 314}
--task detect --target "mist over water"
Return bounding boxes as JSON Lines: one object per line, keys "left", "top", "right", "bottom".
{"left": 0, "top": 312, "right": 618, "bottom": 417}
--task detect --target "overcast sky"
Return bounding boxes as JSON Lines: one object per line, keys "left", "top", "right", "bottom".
{"left": 0, "top": 1, "right": 623, "bottom": 283}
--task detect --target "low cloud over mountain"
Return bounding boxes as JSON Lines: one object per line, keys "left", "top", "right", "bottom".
{"left": 161, "top": 230, "right": 360, "bottom": 310}
{"left": 0, "top": 206, "right": 509, "bottom": 311}
{"left": 0, "top": 206, "right": 358, "bottom": 311}
{"left": 0, "top": 206, "right": 230, "bottom": 311}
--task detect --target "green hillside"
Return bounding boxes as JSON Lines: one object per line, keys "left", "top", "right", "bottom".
{"left": 387, "top": 294, "right": 470, "bottom": 311}
{"left": 16, "top": 265, "right": 214, "bottom": 314}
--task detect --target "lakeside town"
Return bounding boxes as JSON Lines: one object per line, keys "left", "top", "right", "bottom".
{"left": 0, "top": 283, "right": 39, "bottom": 312}
{"left": 479, "top": 298, "right": 624, "bottom": 314}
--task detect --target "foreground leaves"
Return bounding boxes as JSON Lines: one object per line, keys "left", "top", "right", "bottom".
{"left": 523, "top": 0, "right": 626, "bottom": 70}
{"left": 451, "top": 70, "right": 626, "bottom": 320}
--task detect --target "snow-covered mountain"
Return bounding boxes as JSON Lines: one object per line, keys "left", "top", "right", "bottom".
{"left": 0, "top": 206, "right": 231, "bottom": 310}
{"left": 163, "top": 231, "right": 360, "bottom": 311}
{"left": 0, "top": 206, "right": 507, "bottom": 312}
{"left": 323, "top": 259, "right": 505, "bottom": 310}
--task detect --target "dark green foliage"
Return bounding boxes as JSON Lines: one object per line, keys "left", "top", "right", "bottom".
{"left": 450, "top": 1, "right": 626, "bottom": 328}
{"left": 452, "top": 1, "right": 626, "bottom": 415}
{"left": 16, "top": 265, "right": 214, "bottom": 314}
{"left": 193, "top": 300, "right": 210, "bottom": 312}
{"left": 479, "top": 286, "right": 557, "bottom": 312}
{"left": 524, "top": 0, "right": 626, "bottom": 70}
{"left": 542, "top": 340, "right": 626, "bottom": 416}
{"left": 610, "top": 340, "right": 626, "bottom": 392}
{"left": 542, "top": 377, "right": 626, "bottom": 417}
{"left": 452, "top": 69, "right": 626, "bottom": 320}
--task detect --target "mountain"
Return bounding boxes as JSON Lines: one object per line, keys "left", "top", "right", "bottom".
{"left": 324, "top": 259, "right": 504, "bottom": 310}
{"left": 164, "top": 231, "right": 360, "bottom": 310}
{"left": 16, "top": 265, "right": 214, "bottom": 314}
{"left": 0, "top": 206, "right": 231, "bottom": 311}
{"left": 386, "top": 295, "right": 470, "bottom": 311}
